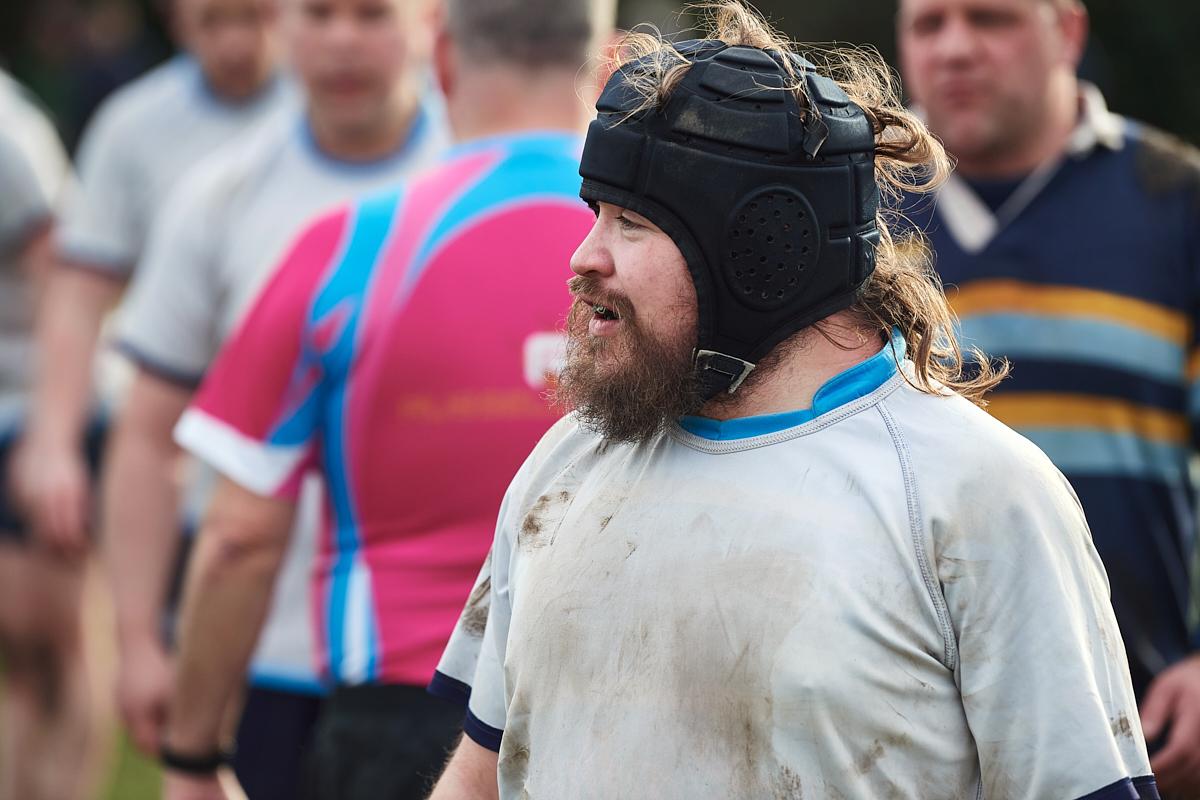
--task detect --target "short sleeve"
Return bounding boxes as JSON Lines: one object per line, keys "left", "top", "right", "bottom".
{"left": 938, "top": 455, "right": 1158, "bottom": 799}
{"left": 0, "top": 132, "right": 52, "bottom": 251}
{"left": 56, "top": 102, "right": 143, "bottom": 272}
{"left": 116, "top": 165, "right": 229, "bottom": 386}
{"left": 431, "top": 488, "right": 520, "bottom": 753}
{"left": 173, "top": 208, "right": 351, "bottom": 498}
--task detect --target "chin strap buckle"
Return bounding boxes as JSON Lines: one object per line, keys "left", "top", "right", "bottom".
{"left": 694, "top": 350, "right": 756, "bottom": 398}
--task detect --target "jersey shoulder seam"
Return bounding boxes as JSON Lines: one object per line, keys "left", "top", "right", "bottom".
{"left": 875, "top": 398, "right": 959, "bottom": 671}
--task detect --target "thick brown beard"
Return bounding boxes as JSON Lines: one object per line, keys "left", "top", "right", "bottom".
{"left": 554, "top": 287, "right": 705, "bottom": 443}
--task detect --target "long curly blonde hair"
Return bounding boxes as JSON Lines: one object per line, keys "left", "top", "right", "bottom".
{"left": 607, "top": 1, "right": 1007, "bottom": 405}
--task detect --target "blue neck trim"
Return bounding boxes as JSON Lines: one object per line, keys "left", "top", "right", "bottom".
{"left": 182, "top": 54, "right": 282, "bottom": 112}
{"left": 443, "top": 130, "right": 581, "bottom": 160}
{"left": 679, "top": 331, "right": 906, "bottom": 441}
{"left": 297, "top": 97, "right": 432, "bottom": 172}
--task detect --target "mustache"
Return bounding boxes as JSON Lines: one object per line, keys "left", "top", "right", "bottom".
{"left": 567, "top": 275, "right": 635, "bottom": 320}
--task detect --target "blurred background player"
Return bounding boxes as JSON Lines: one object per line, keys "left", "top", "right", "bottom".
{"left": 16, "top": 0, "right": 286, "bottom": 557}
{"left": 0, "top": 74, "right": 83, "bottom": 800}
{"left": 105, "top": 0, "right": 448, "bottom": 796}
{"left": 162, "top": 0, "right": 615, "bottom": 796}
{"left": 5, "top": 6, "right": 284, "bottom": 796}
{"left": 897, "top": 0, "right": 1200, "bottom": 793}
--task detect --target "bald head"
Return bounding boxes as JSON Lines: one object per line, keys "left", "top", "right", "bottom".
{"left": 445, "top": 0, "right": 616, "bottom": 70}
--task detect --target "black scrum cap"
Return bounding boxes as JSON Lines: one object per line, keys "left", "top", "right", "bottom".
{"left": 579, "top": 41, "right": 880, "bottom": 399}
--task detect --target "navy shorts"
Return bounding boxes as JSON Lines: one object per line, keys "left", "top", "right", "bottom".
{"left": 233, "top": 686, "right": 324, "bottom": 800}
{"left": 0, "top": 417, "right": 107, "bottom": 542}
{"left": 302, "top": 683, "right": 463, "bottom": 800}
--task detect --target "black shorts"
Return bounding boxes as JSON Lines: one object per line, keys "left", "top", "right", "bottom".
{"left": 0, "top": 416, "right": 107, "bottom": 542}
{"left": 233, "top": 686, "right": 324, "bottom": 800}
{"left": 302, "top": 683, "right": 463, "bottom": 800}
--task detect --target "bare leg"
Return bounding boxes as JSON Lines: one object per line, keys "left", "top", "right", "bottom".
{"left": 0, "top": 543, "right": 113, "bottom": 800}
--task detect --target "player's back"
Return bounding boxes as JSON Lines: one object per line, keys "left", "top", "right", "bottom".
{"left": 320, "top": 131, "right": 589, "bottom": 685}
{"left": 178, "top": 131, "right": 589, "bottom": 686}
{"left": 182, "top": 131, "right": 591, "bottom": 687}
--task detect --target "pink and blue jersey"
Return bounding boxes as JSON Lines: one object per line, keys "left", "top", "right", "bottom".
{"left": 176, "top": 132, "right": 591, "bottom": 686}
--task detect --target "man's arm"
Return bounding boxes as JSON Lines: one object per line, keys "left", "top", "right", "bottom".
{"left": 428, "top": 736, "right": 500, "bottom": 800}
{"left": 941, "top": 451, "right": 1158, "bottom": 798}
{"left": 15, "top": 265, "right": 123, "bottom": 555}
{"left": 20, "top": 222, "right": 54, "bottom": 302}
{"left": 163, "top": 476, "right": 295, "bottom": 756}
{"left": 102, "top": 369, "right": 192, "bottom": 754}
{"left": 1141, "top": 656, "right": 1200, "bottom": 793}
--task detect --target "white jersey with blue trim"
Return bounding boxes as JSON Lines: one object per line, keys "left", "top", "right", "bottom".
{"left": 116, "top": 97, "right": 449, "bottom": 692}
{"left": 56, "top": 55, "right": 292, "bottom": 273}
{"left": 434, "top": 337, "right": 1158, "bottom": 800}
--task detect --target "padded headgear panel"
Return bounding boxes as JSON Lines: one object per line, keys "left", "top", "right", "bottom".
{"left": 579, "top": 41, "right": 880, "bottom": 398}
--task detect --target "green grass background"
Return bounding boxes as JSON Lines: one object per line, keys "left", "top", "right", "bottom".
{"left": 104, "top": 735, "right": 160, "bottom": 800}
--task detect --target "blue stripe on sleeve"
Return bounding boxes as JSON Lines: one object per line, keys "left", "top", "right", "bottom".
{"left": 464, "top": 708, "right": 503, "bottom": 753}
{"left": 427, "top": 669, "right": 472, "bottom": 707}
{"left": 1133, "top": 776, "right": 1161, "bottom": 800}
{"left": 1072, "top": 777, "right": 1137, "bottom": 800}
{"left": 1073, "top": 776, "right": 1158, "bottom": 800}
{"left": 114, "top": 340, "right": 204, "bottom": 389}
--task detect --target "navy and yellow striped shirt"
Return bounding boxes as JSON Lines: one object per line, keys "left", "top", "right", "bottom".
{"left": 902, "top": 87, "right": 1200, "bottom": 698}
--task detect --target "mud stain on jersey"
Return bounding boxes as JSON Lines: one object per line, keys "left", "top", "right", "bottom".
{"left": 460, "top": 551, "right": 493, "bottom": 637}
{"left": 775, "top": 765, "right": 804, "bottom": 799}
{"left": 519, "top": 491, "right": 572, "bottom": 551}
{"left": 854, "top": 733, "right": 912, "bottom": 775}
{"left": 498, "top": 740, "right": 531, "bottom": 796}
{"left": 1111, "top": 712, "right": 1134, "bottom": 740}
{"left": 462, "top": 577, "right": 492, "bottom": 638}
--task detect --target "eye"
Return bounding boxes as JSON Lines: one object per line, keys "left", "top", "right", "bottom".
{"left": 357, "top": 1, "right": 392, "bottom": 23}
{"left": 302, "top": 0, "right": 333, "bottom": 22}
{"left": 616, "top": 214, "right": 642, "bottom": 232}
{"left": 907, "top": 12, "right": 943, "bottom": 36}
{"left": 967, "top": 8, "right": 1019, "bottom": 29}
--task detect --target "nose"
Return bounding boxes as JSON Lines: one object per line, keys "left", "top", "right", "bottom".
{"left": 934, "top": 14, "right": 980, "bottom": 63}
{"left": 569, "top": 216, "right": 615, "bottom": 278}
{"left": 322, "top": 12, "right": 360, "bottom": 53}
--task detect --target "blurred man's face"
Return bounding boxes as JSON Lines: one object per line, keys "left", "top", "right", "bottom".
{"left": 285, "top": 0, "right": 425, "bottom": 133}
{"left": 897, "top": 0, "right": 1082, "bottom": 170}
{"left": 178, "top": 0, "right": 277, "bottom": 101}
{"left": 558, "top": 202, "right": 703, "bottom": 442}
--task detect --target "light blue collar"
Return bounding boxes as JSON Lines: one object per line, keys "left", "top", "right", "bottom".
{"left": 679, "top": 330, "right": 906, "bottom": 441}
{"left": 297, "top": 96, "right": 433, "bottom": 172}
{"left": 442, "top": 130, "right": 581, "bottom": 161}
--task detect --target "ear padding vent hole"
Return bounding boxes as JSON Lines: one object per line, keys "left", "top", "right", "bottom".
{"left": 724, "top": 188, "right": 820, "bottom": 311}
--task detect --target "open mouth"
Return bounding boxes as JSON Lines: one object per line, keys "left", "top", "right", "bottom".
{"left": 592, "top": 303, "right": 621, "bottom": 321}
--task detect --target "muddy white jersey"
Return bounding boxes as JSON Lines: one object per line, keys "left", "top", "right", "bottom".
{"left": 435, "top": 339, "right": 1158, "bottom": 800}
